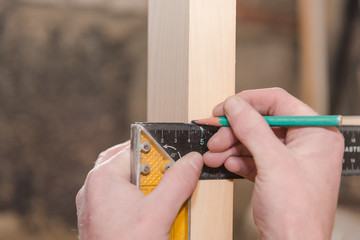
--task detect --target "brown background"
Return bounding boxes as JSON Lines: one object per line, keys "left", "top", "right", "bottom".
{"left": 0, "top": 0, "right": 359, "bottom": 239}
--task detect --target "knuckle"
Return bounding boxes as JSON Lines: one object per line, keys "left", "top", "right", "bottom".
{"left": 75, "top": 187, "right": 84, "bottom": 206}
{"left": 241, "top": 87, "right": 288, "bottom": 96}
{"left": 271, "top": 87, "right": 290, "bottom": 99}
{"left": 238, "top": 89, "right": 251, "bottom": 95}
{"left": 85, "top": 168, "right": 103, "bottom": 188}
{"left": 332, "top": 131, "right": 345, "bottom": 153}
{"left": 82, "top": 169, "right": 106, "bottom": 200}
{"left": 271, "top": 87, "right": 288, "bottom": 94}
{"left": 317, "top": 128, "right": 345, "bottom": 165}
{"left": 327, "top": 128, "right": 345, "bottom": 147}
{"left": 97, "top": 150, "right": 106, "bottom": 160}
{"left": 334, "top": 130, "right": 345, "bottom": 143}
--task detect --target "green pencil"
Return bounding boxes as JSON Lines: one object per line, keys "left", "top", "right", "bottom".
{"left": 192, "top": 115, "right": 360, "bottom": 127}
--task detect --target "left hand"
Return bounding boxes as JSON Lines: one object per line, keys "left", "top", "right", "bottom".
{"left": 76, "top": 142, "right": 203, "bottom": 240}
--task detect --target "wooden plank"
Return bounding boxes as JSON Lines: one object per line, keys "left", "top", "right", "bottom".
{"left": 148, "top": 0, "right": 236, "bottom": 239}
{"left": 297, "top": 0, "right": 329, "bottom": 114}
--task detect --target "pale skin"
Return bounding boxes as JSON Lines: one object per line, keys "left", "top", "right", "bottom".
{"left": 76, "top": 88, "right": 344, "bottom": 239}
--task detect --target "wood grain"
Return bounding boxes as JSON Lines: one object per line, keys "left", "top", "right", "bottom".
{"left": 148, "top": 0, "right": 236, "bottom": 239}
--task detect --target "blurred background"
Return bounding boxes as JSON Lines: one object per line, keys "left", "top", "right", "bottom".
{"left": 0, "top": 0, "right": 359, "bottom": 239}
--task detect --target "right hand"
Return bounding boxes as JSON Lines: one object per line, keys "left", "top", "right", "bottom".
{"left": 204, "top": 88, "right": 344, "bottom": 239}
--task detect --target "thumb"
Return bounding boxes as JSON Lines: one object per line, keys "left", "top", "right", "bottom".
{"left": 224, "top": 96, "right": 285, "bottom": 167}
{"left": 145, "top": 152, "right": 203, "bottom": 229}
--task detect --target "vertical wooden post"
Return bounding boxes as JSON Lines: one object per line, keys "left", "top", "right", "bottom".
{"left": 148, "top": 0, "right": 236, "bottom": 239}
{"left": 297, "top": 0, "right": 329, "bottom": 114}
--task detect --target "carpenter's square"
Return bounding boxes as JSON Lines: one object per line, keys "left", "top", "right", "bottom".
{"left": 130, "top": 122, "right": 360, "bottom": 240}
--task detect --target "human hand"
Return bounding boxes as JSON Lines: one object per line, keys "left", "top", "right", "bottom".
{"left": 76, "top": 142, "right": 203, "bottom": 240}
{"left": 203, "top": 88, "right": 344, "bottom": 239}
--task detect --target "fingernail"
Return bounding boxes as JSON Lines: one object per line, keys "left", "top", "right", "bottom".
{"left": 224, "top": 96, "right": 243, "bottom": 116}
{"left": 186, "top": 152, "right": 203, "bottom": 172}
{"left": 212, "top": 102, "right": 224, "bottom": 116}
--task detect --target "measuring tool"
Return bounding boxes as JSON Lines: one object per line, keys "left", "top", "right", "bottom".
{"left": 130, "top": 123, "right": 360, "bottom": 239}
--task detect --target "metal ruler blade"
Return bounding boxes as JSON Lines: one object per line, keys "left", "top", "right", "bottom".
{"left": 130, "top": 123, "right": 360, "bottom": 240}
{"left": 339, "top": 126, "right": 360, "bottom": 175}
{"left": 131, "top": 122, "right": 240, "bottom": 183}
{"left": 131, "top": 123, "right": 360, "bottom": 181}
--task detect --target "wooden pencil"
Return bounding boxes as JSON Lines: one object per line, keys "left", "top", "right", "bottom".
{"left": 192, "top": 115, "right": 360, "bottom": 127}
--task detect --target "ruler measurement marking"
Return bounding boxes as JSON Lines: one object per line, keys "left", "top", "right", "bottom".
{"left": 137, "top": 123, "right": 360, "bottom": 177}
{"left": 161, "top": 129, "right": 164, "bottom": 143}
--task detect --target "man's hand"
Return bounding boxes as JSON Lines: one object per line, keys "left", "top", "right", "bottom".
{"left": 204, "top": 88, "right": 344, "bottom": 239}
{"left": 76, "top": 142, "right": 203, "bottom": 240}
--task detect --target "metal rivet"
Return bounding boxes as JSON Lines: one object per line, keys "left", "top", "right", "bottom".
{"left": 141, "top": 164, "right": 151, "bottom": 175}
{"left": 142, "top": 142, "right": 151, "bottom": 152}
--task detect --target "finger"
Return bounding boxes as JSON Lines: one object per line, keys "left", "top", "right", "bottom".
{"left": 272, "top": 127, "right": 287, "bottom": 143}
{"left": 224, "top": 156, "right": 257, "bottom": 181}
{"left": 204, "top": 143, "right": 251, "bottom": 168}
{"left": 213, "top": 88, "right": 318, "bottom": 117}
{"left": 99, "top": 146, "right": 131, "bottom": 180}
{"left": 207, "top": 127, "right": 238, "bottom": 152}
{"left": 145, "top": 152, "right": 203, "bottom": 229}
{"left": 224, "top": 96, "right": 286, "bottom": 167}
{"left": 212, "top": 101, "right": 225, "bottom": 116}
{"left": 238, "top": 88, "right": 318, "bottom": 116}
{"left": 95, "top": 141, "right": 130, "bottom": 167}
{"left": 208, "top": 126, "right": 287, "bottom": 153}
{"left": 75, "top": 186, "right": 84, "bottom": 213}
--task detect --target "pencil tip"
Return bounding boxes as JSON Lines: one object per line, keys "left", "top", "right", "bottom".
{"left": 191, "top": 117, "right": 222, "bottom": 126}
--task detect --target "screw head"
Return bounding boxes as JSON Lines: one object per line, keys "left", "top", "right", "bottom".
{"left": 142, "top": 142, "right": 151, "bottom": 152}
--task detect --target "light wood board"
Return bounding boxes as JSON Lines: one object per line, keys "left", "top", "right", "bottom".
{"left": 148, "top": 0, "right": 236, "bottom": 239}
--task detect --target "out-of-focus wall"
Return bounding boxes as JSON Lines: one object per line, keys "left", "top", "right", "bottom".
{"left": 0, "top": 0, "right": 147, "bottom": 239}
